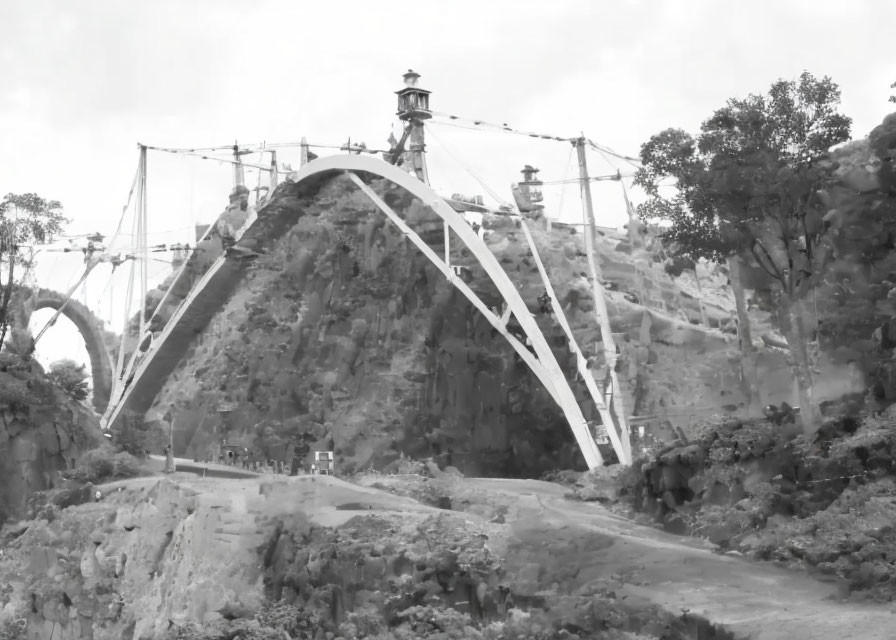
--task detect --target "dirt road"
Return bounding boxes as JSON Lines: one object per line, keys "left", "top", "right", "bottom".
{"left": 463, "top": 478, "right": 895, "bottom": 640}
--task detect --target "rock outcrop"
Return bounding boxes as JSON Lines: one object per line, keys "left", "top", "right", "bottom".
{"left": 0, "top": 362, "right": 101, "bottom": 527}
{"left": 0, "top": 475, "right": 740, "bottom": 640}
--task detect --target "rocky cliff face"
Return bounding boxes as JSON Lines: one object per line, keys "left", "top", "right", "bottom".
{"left": 0, "top": 361, "right": 101, "bottom": 527}
{"left": 136, "top": 172, "right": 819, "bottom": 476}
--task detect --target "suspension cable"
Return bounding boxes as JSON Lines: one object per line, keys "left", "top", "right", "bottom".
{"left": 428, "top": 111, "right": 573, "bottom": 142}
{"left": 428, "top": 110, "right": 642, "bottom": 168}
{"left": 107, "top": 152, "right": 143, "bottom": 250}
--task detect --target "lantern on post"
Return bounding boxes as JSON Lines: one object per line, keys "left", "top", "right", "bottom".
{"left": 520, "top": 165, "right": 544, "bottom": 204}
{"left": 511, "top": 164, "right": 545, "bottom": 216}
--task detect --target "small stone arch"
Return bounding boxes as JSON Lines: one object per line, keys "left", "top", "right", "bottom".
{"left": 16, "top": 287, "right": 114, "bottom": 412}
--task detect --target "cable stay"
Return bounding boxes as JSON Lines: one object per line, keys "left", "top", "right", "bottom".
{"left": 108, "top": 146, "right": 150, "bottom": 411}
{"left": 28, "top": 256, "right": 103, "bottom": 351}
{"left": 585, "top": 138, "right": 641, "bottom": 168}
{"left": 425, "top": 124, "right": 514, "bottom": 210}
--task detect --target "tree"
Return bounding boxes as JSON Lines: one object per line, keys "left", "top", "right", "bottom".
{"left": 0, "top": 193, "right": 67, "bottom": 350}
{"left": 635, "top": 72, "right": 852, "bottom": 433}
{"left": 107, "top": 410, "right": 163, "bottom": 457}
{"left": 48, "top": 358, "right": 90, "bottom": 402}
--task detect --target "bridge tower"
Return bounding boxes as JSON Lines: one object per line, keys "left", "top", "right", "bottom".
{"left": 394, "top": 69, "right": 432, "bottom": 184}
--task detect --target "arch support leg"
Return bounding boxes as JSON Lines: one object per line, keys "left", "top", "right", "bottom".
{"left": 345, "top": 170, "right": 604, "bottom": 468}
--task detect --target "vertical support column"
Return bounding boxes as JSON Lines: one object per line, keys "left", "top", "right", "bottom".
{"left": 444, "top": 222, "right": 450, "bottom": 267}
{"left": 138, "top": 144, "right": 148, "bottom": 340}
{"left": 574, "top": 137, "right": 632, "bottom": 464}
{"left": 232, "top": 143, "right": 245, "bottom": 190}
{"left": 300, "top": 138, "right": 311, "bottom": 166}
{"left": 270, "top": 150, "right": 279, "bottom": 194}
{"left": 255, "top": 155, "right": 264, "bottom": 206}
{"left": 408, "top": 121, "right": 429, "bottom": 184}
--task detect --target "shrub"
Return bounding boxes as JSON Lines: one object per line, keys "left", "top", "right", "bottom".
{"left": 47, "top": 359, "right": 90, "bottom": 402}
{"left": 0, "top": 616, "right": 27, "bottom": 640}
{"left": 63, "top": 444, "right": 140, "bottom": 484}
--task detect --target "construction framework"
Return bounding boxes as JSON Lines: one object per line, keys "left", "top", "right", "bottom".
{"left": 102, "top": 154, "right": 628, "bottom": 468}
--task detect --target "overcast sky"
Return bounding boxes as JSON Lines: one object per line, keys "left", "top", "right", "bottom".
{"left": 3, "top": 0, "right": 895, "bottom": 376}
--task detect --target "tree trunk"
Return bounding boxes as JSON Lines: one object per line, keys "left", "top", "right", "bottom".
{"left": 728, "top": 257, "right": 762, "bottom": 416}
{"left": 0, "top": 249, "right": 15, "bottom": 351}
{"left": 783, "top": 297, "right": 822, "bottom": 433}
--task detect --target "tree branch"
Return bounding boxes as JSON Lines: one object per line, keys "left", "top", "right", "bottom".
{"left": 751, "top": 240, "right": 784, "bottom": 285}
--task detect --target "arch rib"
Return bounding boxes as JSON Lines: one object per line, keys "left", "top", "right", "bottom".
{"left": 103, "top": 154, "right": 609, "bottom": 469}
{"left": 343, "top": 167, "right": 604, "bottom": 469}
{"left": 517, "top": 218, "right": 629, "bottom": 463}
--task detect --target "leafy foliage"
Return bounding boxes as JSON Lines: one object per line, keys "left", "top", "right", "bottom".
{"left": 0, "top": 194, "right": 67, "bottom": 350}
{"left": 62, "top": 443, "right": 140, "bottom": 484}
{"left": 0, "top": 617, "right": 26, "bottom": 640}
{"left": 636, "top": 71, "right": 851, "bottom": 295}
{"left": 107, "top": 410, "right": 165, "bottom": 457}
{"left": 48, "top": 358, "right": 90, "bottom": 402}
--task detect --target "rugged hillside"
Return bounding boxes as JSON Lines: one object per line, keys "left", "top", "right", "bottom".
{"left": 138, "top": 171, "right": 859, "bottom": 476}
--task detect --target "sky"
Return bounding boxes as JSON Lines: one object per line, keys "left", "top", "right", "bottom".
{"left": 3, "top": 0, "right": 895, "bottom": 380}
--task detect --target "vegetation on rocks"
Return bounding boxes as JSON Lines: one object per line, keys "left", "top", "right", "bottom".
{"left": 48, "top": 359, "right": 90, "bottom": 403}
{"left": 154, "top": 511, "right": 736, "bottom": 640}
{"left": 61, "top": 443, "right": 140, "bottom": 484}
{"left": 615, "top": 409, "right": 896, "bottom": 601}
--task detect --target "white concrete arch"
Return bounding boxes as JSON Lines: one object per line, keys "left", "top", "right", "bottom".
{"left": 104, "top": 154, "right": 614, "bottom": 468}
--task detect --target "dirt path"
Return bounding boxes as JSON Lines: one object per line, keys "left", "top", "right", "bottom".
{"left": 463, "top": 478, "right": 895, "bottom": 640}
